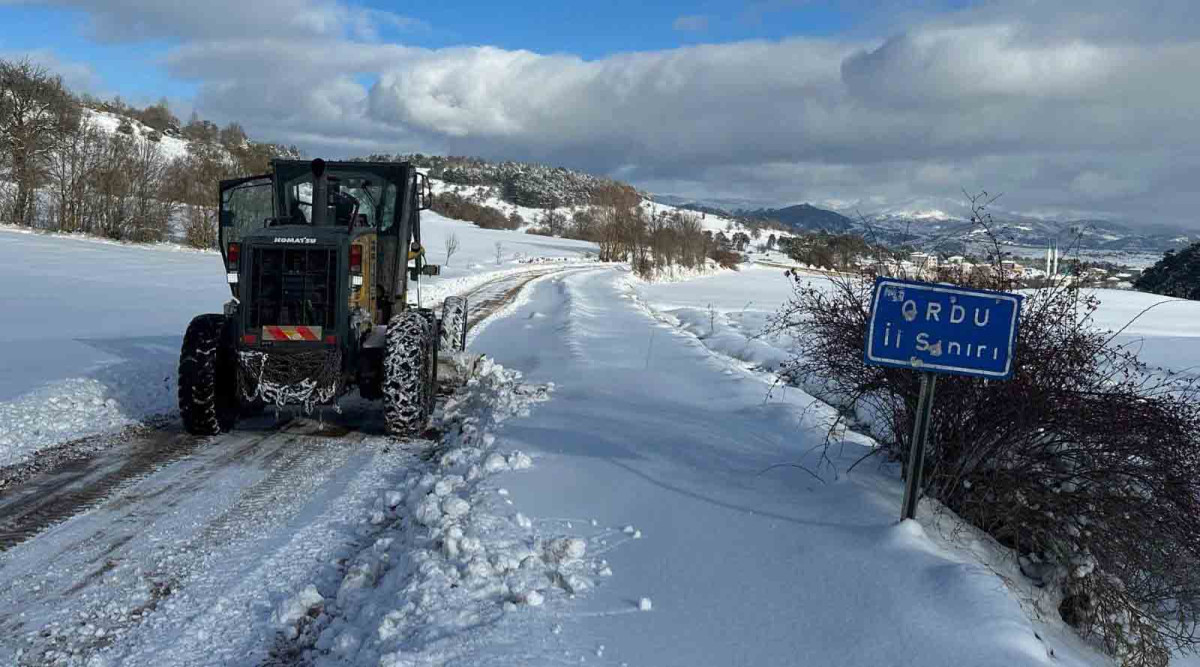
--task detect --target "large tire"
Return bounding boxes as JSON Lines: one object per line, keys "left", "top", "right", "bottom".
{"left": 416, "top": 308, "right": 439, "bottom": 417}
{"left": 383, "top": 311, "right": 434, "bottom": 436}
{"left": 440, "top": 296, "right": 468, "bottom": 352}
{"left": 179, "top": 314, "right": 239, "bottom": 435}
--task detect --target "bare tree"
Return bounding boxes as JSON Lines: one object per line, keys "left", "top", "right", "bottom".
{"left": 0, "top": 58, "right": 80, "bottom": 226}
{"left": 163, "top": 142, "right": 237, "bottom": 248}
{"left": 444, "top": 232, "right": 460, "bottom": 265}
{"left": 543, "top": 198, "right": 567, "bottom": 236}
{"left": 125, "top": 134, "right": 171, "bottom": 242}
{"left": 47, "top": 120, "right": 102, "bottom": 234}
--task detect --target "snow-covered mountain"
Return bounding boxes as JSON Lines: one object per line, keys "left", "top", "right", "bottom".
{"left": 654, "top": 193, "right": 1197, "bottom": 254}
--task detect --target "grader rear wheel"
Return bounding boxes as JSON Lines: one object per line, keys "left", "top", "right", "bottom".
{"left": 178, "top": 314, "right": 239, "bottom": 435}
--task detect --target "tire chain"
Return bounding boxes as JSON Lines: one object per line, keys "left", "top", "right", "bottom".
{"left": 382, "top": 312, "right": 432, "bottom": 436}
{"left": 440, "top": 296, "right": 468, "bottom": 353}
{"left": 178, "top": 314, "right": 237, "bottom": 436}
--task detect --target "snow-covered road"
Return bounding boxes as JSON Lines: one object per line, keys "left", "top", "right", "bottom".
{"left": 0, "top": 263, "right": 586, "bottom": 667}
{"left": 470, "top": 267, "right": 1071, "bottom": 667}
{"left": 0, "top": 414, "right": 403, "bottom": 666}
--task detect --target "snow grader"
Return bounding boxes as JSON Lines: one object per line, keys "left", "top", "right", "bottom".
{"left": 177, "top": 158, "right": 468, "bottom": 436}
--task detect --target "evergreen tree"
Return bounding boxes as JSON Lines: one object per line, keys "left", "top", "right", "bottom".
{"left": 1134, "top": 242, "right": 1200, "bottom": 300}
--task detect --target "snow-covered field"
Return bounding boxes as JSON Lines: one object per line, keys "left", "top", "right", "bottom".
{"left": 0, "top": 228, "right": 227, "bottom": 466}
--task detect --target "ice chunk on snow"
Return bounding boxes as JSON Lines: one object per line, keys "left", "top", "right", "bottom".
{"left": 414, "top": 495, "right": 443, "bottom": 526}
{"left": 543, "top": 537, "right": 587, "bottom": 564}
{"left": 442, "top": 496, "right": 470, "bottom": 518}
{"left": 273, "top": 584, "right": 323, "bottom": 626}
{"left": 622, "top": 525, "right": 636, "bottom": 535}
{"left": 385, "top": 490, "right": 404, "bottom": 508}
{"left": 515, "top": 513, "right": 533, "bottom": 529}
{"left": 484, "top": 453, "right": 508, "bottom": 473}
{"left": 638, "top": 597, "right": 653, "bottom": 611}
{"left": 520, "top": 590, "right": 544, "bottom": 606}
{"left": 508, "top": 451, "right": 533, "bottom": 470}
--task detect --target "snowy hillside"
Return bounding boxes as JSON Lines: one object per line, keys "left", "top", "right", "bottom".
{"left": 428, "top": 172, "right": 759, "bottom": 238}
{"left": 83, "top": 109, "right": 191, "bottom": 162}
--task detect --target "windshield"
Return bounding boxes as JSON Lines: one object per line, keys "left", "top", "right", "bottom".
{"left": 220, "top": 176, "right": 274, "bottom": 255}
{"left": 281, "top": 171, "right": 396, "bottom": 230}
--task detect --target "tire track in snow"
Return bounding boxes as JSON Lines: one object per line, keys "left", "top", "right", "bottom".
{"left": 0, "top": 427, "right": 208, "bottom": 552}
{"left": 0, "top": 424, "right": 377, "bottom": 667}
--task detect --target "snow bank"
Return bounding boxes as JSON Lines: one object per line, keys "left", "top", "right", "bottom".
{"left": 623, "top": 265, "right": 801, "bottom": 375}
{"left": 627, "top": 266, "right": 1200, "bottom": 666}
{"left": 274, "top": 357, "right": 612, "bottom": 665}
{"left": 0, "top": 228, "right": 228, "bottom": 468}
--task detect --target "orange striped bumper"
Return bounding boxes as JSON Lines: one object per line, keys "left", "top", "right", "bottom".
{"left": 261, "top": 326, "right": 323, "bottom": 342}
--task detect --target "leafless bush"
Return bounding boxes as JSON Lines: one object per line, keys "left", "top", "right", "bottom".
{"left": 767, "top": 195, "right": 1200, "bottom": 666}
{"left": 709, "top": 247, "right": 742, "bottom": 270}
{"left": 182, "top": 205, "right": 218, "bottom": 249}
{"left": 444, "top": 232, "right": 459, "bottom": 265}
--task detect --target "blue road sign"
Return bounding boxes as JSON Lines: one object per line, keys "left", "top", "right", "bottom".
{"left": 864, "top": 277, "right": 1023, "bottom": 380}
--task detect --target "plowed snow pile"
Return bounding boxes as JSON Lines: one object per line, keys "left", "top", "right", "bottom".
{"left": 275, "top": 356, "right": 636, "bottom": 665}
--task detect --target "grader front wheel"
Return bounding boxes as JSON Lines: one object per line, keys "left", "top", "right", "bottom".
{"left": 382, "top": 311, "right": 435, "bottom": 436}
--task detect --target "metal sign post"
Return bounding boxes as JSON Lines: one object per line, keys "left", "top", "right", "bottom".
{"left": 901, "top": 373, "right": 936, "bottom": 521}
{"left": 863, "top": 277, "right": 1023, "bottom": 522}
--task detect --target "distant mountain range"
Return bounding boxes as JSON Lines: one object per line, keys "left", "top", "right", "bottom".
{"left": 652, "top": 194, "right": 1198, "bottom": 254}
{"left": 851, "top": 212, "right": 1199, "bottom": 254}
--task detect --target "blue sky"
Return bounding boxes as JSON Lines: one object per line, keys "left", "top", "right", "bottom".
{"left": 0, "top": 1, "right": 866, "bottom": 102}
{"left": 0, "top": 0, "right": 1196, "bottom": 225}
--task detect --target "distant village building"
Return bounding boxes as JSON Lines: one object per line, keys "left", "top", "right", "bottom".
{"left": 999, "top": 260, "right": 1025, "bottom": 280}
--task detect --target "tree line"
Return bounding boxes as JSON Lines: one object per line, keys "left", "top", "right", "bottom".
{"left": 0, "top": 57, "right": 296, "bottom": 247}
{"left": 1134, "top": 241, "right": 1200, "bottom": 300}
{"left": 564, "top": 183, "right": 737, "bottom": 276}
